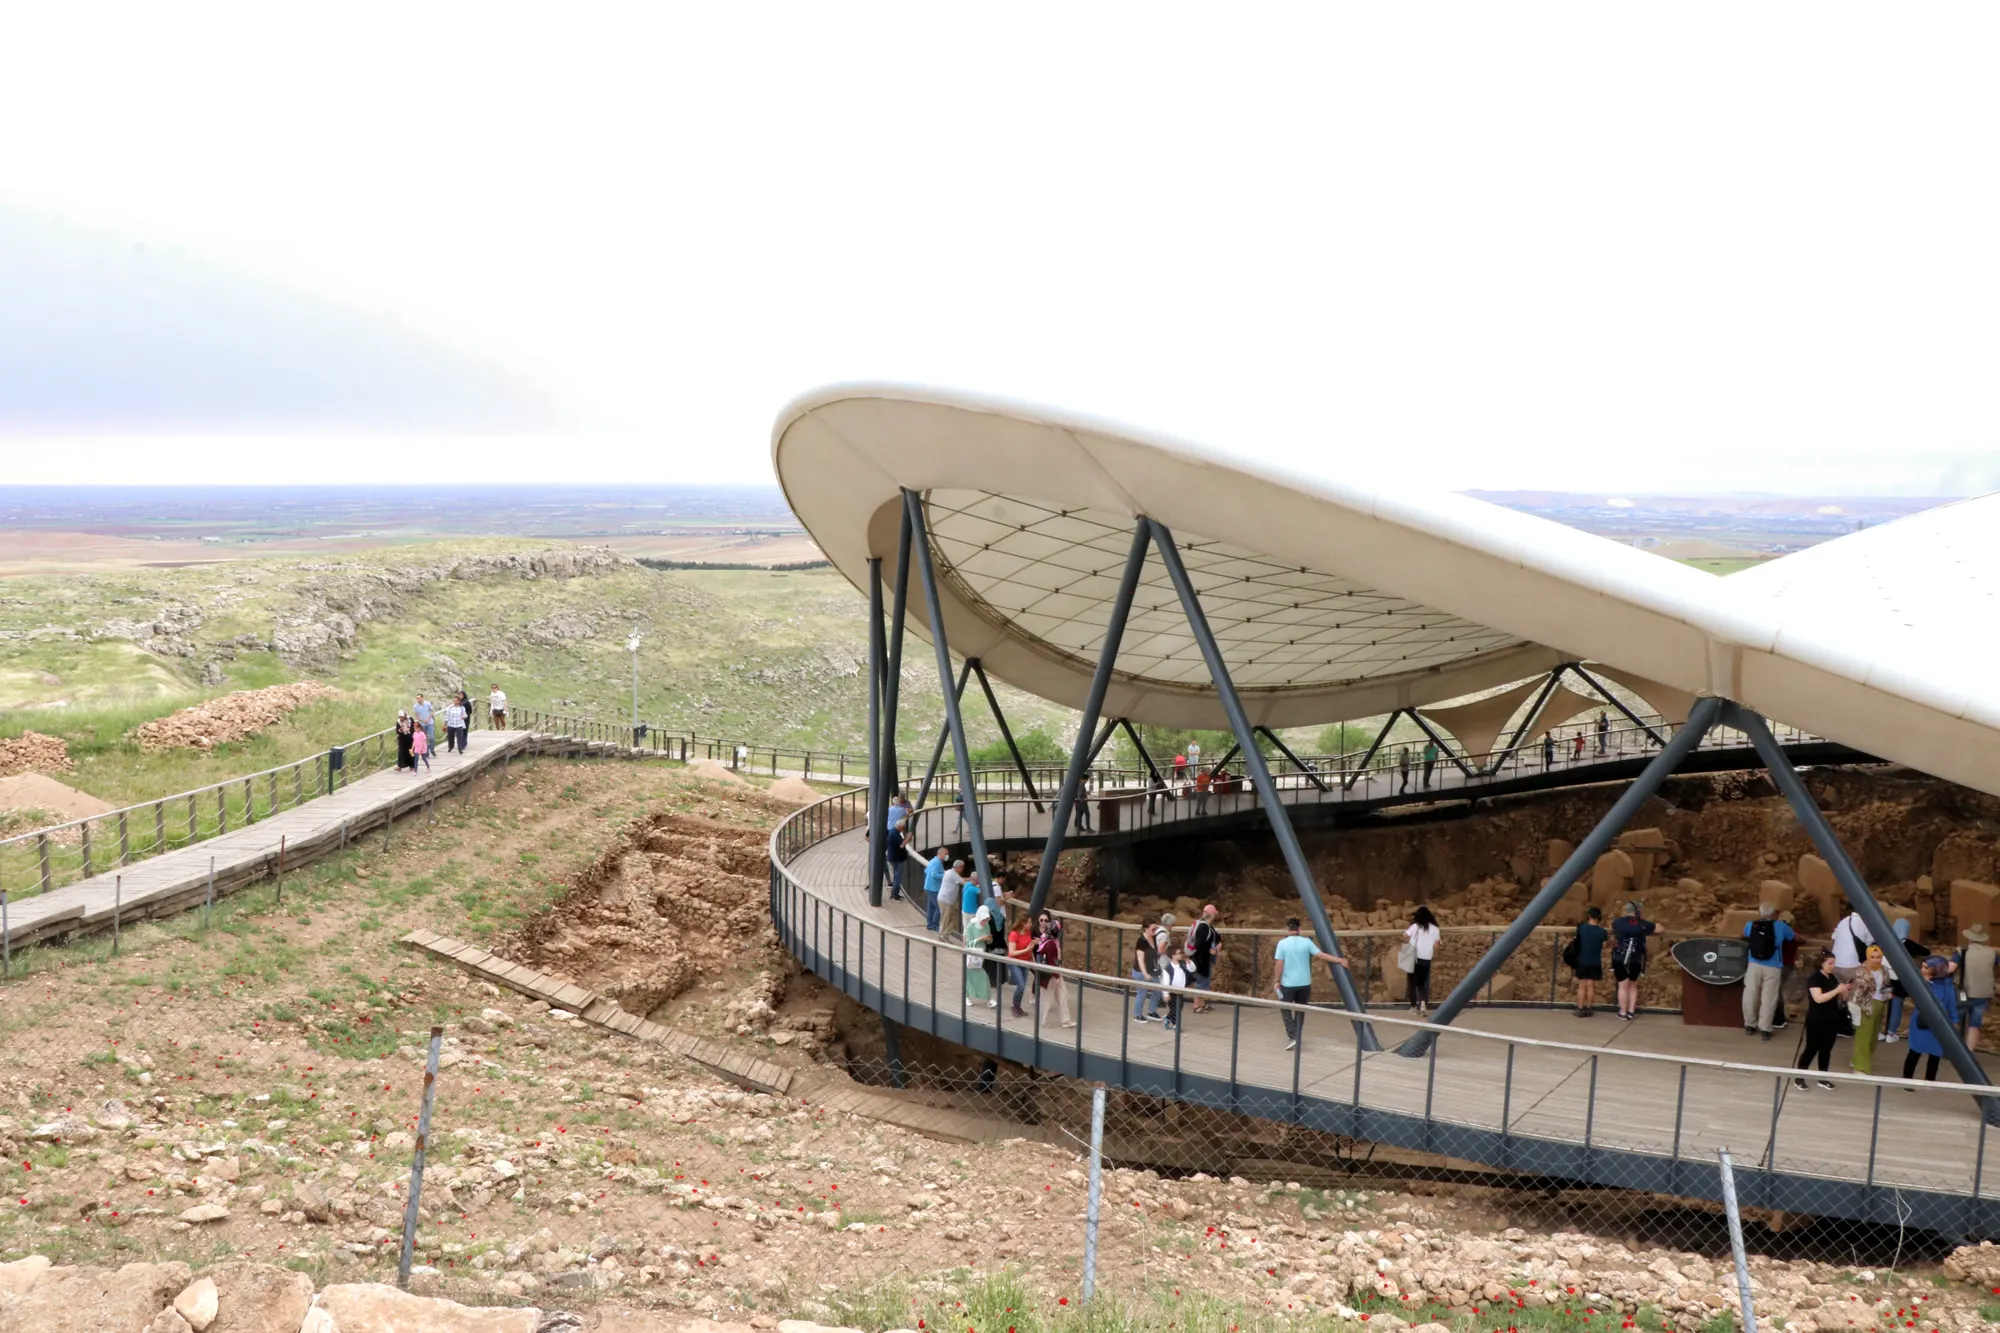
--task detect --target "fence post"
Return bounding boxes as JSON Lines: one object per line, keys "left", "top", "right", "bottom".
{"left": 1082, "top": 1083, "right": 1106, "bottom": 1304}
{"left": 277, "top": 835, "right": 287, "bottom": 905}
{"left": 398, "top": 1025, "right": 445, "bottom": 1289}
{"left": 81, "top": 821, "right": 94, "bottom": 879}
{"left": 111, "top": 875, "right": 122, "bottom": 957}
{"left": 2, "top": 891, "right": 9, "bottom": 979}
{"left": 188, "top": 795, "right": 198, "bottom": 841}
{"left": 37, "top": 834, "right": 51, "bottom": 894}
{"left": 118, "top": 811, "right": 129, "bottom": 865}
{"left": 206, "top": 858, "right": 216, "bottom": 930}
{"left": 153, "top": 801, "right": 165, "bottom": 852}
{"left": 217, "top": 787, "right": 228, "bottom": 834}
{"left": 1717, "top": 1149, "right": 1758, "bottom": 1333}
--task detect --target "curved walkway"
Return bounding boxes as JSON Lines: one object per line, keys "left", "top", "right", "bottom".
{"left": 771, "top": 786, "right": 2000, "bottom": 1240}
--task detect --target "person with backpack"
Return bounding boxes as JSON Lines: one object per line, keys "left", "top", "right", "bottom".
{"left": 1186, "top": 904, "right": 1222, "bottom": 1013}
{"left": 1741, "top": 903, "right": 1794, "bottom": 1040}
{"left": 1610, "top": 901, "right": 1656, "bottom": 1021}
{"left": 1568, "top": 906, "right": 1608, "bottom": 1017}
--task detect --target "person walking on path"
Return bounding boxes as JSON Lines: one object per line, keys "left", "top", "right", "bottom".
{"left": 1903, "top": 956, "right": 1961, "bottom": 1086}
{"left": 959, "top": 870, "right": 984, "bottom": 939}
{"left": 883, "top": 819, "right": 909, "bottom": 901}
{"left": 1397, "top": 746, "right": 1411, "bottom": 793}
{"left": 1033, "top": 911, "right": 1075, "bottom": 1027}
{"left": 1849, "top": 945, "right": 1890, "bottom": 1075}
{"left": 1131, "top": 923, "right": 1164, "bottom": 1023}
{"left": 982, "top": 891, "right": 1009, "bottom": 996}
{"left": 395, "top": 711, "right": 417, "bottom": 772}
{"left": 1187, "top": 904, "right": 1221, "bottom": 1013}
{"left": 1160, "top": 944, "right": 1190, "bottom": 1031}
{"left": 488, "top": 683, "right": 508, "bottom": 729}
{"left": 1958, "top": 923, "right": 1996, "bottom": 1051}
{"left": 1194, "top": 766, "right": 1212, "bottom": 815}
{"left": 442, "top": 696, "right": 467, "bottom": 755}
{"left": 1794, "top": 951, "right": 1850, "bottom": 1090}
{"left": 1571, "top": 731, "right": 1586, "bottom": 763}
{"left": 1541, "top": 732, "right": 1556, "bottom": 770}
{"left": 922, "top": 847, "right": 952, "bottom": 932}
{"left": 1741, "top": 902, "right": 1794, "bottom": 1040}
{"left": 938, "top": 859, "right": 967, "bottom": 941}
{"left": 1596, "top": 710, "right": 1609, "bottom": 754}
{"left": 1006, "top": 915, "right": 1034, "bottom": 1016}
{"left": 1610, "top": 901, "right": 1656, "bottom": 1021}
{"left": 412, "top": 695, "right": 437, "bottom": 751}
{"left": 1570, "top": 906, "right": 1608, "bottom": 1017}
{"left": 1402, "top": 906, "right": 1441, "bottom": 1014}
{"left": 1420, "top": 740, "right": 1437, "bottom": 789}
{"left": 1075, "top": 771, "right": 1093, "bottom": 833}
{"left": 963, "top": 905, "right": 995, "bottom": 1008}
{"left": 1273, "top": 918, "right": 1348, "bottom": 1051}
{"left": 411, "top": 720, "right": 432, "bottom": 771}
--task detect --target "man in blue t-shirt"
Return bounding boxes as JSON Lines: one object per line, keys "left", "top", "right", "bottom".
{"left": 961, "top": 871, "right": 984, "bottom": 936}
{"left": 921, "top": 847, "right": 951, "bottom": 933}
{"left": 1741, "top": 902, "right": 1794, "bottom": 1039}
{"left": 1571, "top": 907, "right": 1609, "bottom": 1018}
{"left": 1272, "top": 917, "right": 1348, "bottom": 1050}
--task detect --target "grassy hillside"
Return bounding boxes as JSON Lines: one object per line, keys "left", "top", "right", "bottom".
{"left": 0, "top": 539, "right": 1075, "bottom": 808}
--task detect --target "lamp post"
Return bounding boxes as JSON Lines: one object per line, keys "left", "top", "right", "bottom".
{"left": 627, "top": 630, "right": 641, "bottom": 730}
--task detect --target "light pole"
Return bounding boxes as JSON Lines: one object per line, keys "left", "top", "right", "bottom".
{"left": 627, "top": 630, "right": 641, "bottom": 730}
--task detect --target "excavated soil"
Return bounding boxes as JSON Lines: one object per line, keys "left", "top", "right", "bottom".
{"left": 497, "top": 801, "right": 792, "bottom": 1020}
{"left": 129, "top": 681, "right": 338, "bottom": 750}
{"left": 0, "top": 772, "right": 113, "bottom": 826}
{"left": 0, "top": 729, "right": 72, "bottom": 777}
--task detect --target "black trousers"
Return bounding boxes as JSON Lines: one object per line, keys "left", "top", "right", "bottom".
{"left": 1280, "top": 983, "right": 1312, "bottom": 1040}
{"left": 1407, "top": 958, "right": 1432, "bottom": 1007}
{"left": 1903, "top": 1049, "right": 1942, "bottom": 1081}
{"left": 1798, "top": 1026, "right": 1837, "bottom": 1072}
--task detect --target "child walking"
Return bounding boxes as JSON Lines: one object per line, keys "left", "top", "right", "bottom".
{"left": 412, "top": 722, "right": 432, "bottom": 771}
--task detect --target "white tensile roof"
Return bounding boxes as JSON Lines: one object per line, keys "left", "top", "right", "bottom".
{"left": 772, "top": 384, "right": 2000, "bottom": 799}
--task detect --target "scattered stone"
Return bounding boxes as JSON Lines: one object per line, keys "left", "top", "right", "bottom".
{"left": 0, "top": 1254, "right": 52, "bottom": 1296}
{"left": 172, "top": 1277, "right": 219, "bottom": 1331}
{"left": 179, "top": 1203, "right": 231, "bottom": 1224}
{"left": 312, "top": 1282, "right": 541, "bottom": 1331}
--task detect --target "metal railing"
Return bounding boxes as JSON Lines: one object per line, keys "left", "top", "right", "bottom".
{"left": 768, "top": 785, "right": 2000, "bottom": 1238}
{"left": 0, "top": 725, "right": 397, "bottom": 902}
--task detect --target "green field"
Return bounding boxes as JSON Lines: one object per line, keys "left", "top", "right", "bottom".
{"left": 0, "top": 540, "right": 1074, "bottom": 810}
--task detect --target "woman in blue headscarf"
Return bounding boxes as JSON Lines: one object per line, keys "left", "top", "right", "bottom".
{"left": 1901, "top": 955, "right": 1959, "bottom": 1086}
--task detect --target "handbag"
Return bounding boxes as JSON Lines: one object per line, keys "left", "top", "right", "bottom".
{"left": 1561, "top": 935, "right": 1581, "bottom": 970}
{"left": 1396, "top": 938, "right": 1418, "bottom": 974}
{"left": 965, "top": 953, "right": 983, "bottom": 971}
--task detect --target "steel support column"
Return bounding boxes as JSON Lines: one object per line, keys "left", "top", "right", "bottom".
{"left": 1206, "top": 741, "right": 1241, "bottom": 777}
{"left": 915, "top": 660, "right": 974, "bottom": 809}
{"left": 972, "top": 658, "right": 1043, "bottom": 811}
{"left": 1486, "top": 669, "right": 1565, "bottom": 774}
{"left": 1398, "top": 695, "right": 1724, "bottom": 1057}
{"left": 1118, "top": 718, "right": 1167, "bottom": 788}
{"left": 1148, "top": 519, "right": 1374, "bottom": 1037}
{"left": 1730, "top": 704, "right": 1994, "bottom": 1104}
{"left": 882, "top": 503, "right": 914, "bottom": 789}
{"left": 865, "top": 556, "right": 886, "bottom": 907}
{"left": 1340, "top": 709, "right": 1403, "bottom": 790}
{"left": 1030, "top": 518, "right": 1150, "bottom": 917}
{"left": 1569, "top": 663, "right": 1667, "bottom": 747}
{"left": 906, "top": 489, "right": 995, "bottom": 901}
{"left": 1404, "top": 711, "right": 1477, "bottom": 780}
{"left": 1255, "top": 726, "right": 1330, "bottom": 792}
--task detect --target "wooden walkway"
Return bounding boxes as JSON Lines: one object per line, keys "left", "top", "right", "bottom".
{"left": 782, "top": 820, "right": 2000, "bottom": 1230}
{"left": 4, "top": 731, "right": 539, "bottom": 950}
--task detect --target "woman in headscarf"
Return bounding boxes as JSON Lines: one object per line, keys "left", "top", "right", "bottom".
{"left": 1849, "top": 944, "right": 1889, "bottom": 1075}
{"left": 394, "top": 710, "right": 417, "bottom": 772}
{"left": 1903, "top": 955, "right": 1960, "bottom": 1086}
{"left": 964, "top": 904, "right": 995, "bottom": 1008}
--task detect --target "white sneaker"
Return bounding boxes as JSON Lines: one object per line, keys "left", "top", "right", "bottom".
{"left": 987, "top": 1000, "right": 998, "bottom": 1008}
{"left": 1880, "top": 1033, "right": 1899, "bottom": 1043}
{"left": 1285, "top": 1039, "right": 1298, "bottom": 1050}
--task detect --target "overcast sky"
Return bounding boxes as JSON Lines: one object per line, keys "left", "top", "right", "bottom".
{"left": 3, "top": 5, "right": 1997, "bottom": 494}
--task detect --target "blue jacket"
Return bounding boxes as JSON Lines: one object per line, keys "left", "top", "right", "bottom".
{"left": 1907, "top": 977, "right": 1961, "bottom": 1059}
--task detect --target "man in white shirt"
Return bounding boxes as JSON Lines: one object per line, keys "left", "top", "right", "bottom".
{"left": 1831, "top": 910, "right": 1872, "bottom": 970}
{"left": 938, "top": 860, "right": 966, "bottom": 943}
{"left": 488, "top": 684, "right": 508, "bottom": 730}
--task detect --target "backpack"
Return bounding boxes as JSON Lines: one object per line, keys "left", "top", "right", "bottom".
{"left": 1747, "top": 918, "right": 1778, "bottom": 962}
{"left": 1561, "top": 933, "right": 1581, "bottom": 970}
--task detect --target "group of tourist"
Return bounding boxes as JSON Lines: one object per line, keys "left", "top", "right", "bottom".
{"left": 1564, "top": 901, "right": 1659, "bottom": 1020}
{"left": 393, "top": 683, "right": 511, "bottom": 773}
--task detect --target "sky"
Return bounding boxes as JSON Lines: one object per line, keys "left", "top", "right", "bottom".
{"left": 2, "top": 4, "right": 1998, "bottom": 494}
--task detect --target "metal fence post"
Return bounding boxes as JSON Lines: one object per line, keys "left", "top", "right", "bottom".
{"left": 398, "top": 1025, "right": 445, "bottom": 1289}
{"left": 1717, "top": 1149, "right": 1758, "bottom": 1333}
{"left": 276, "top": 835, "right": 286, "bottom": 905}
{"left": 1082, "top": 1083, "right": 1106, "bottom": 1304}
{"left": 37, "top": 834, "right": 51, "bottom": 894}
{"left": 111, "top": 874, "right": 122, "bottom": 957}
{"left": 206, "top": 858, "right": 216, "bottom": 929}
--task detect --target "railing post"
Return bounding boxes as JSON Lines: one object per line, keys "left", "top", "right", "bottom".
{"left": 81, "top": 820, "right": 94, "bottom": 879}
{"left": 37, "top": 834, "right": 51, "bottom": 893}
{"left": 118, "top": 811, "right": 129, "bottom": 865}
{"left": 153, "top": 801, "right": 165, "bottom": 852}
{"left": 398, "top": 1025, "right": 445, "bottom": 1289}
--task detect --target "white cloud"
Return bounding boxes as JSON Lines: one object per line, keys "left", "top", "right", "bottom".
{"left": 1, "top": 3, "right": 1997, "bottom": 493}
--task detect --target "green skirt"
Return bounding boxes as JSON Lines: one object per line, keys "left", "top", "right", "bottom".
{"left": 1850, "top": 998, "right": 1881, "bottom": 1075}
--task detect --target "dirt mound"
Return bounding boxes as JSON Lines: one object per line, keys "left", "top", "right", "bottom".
{"left": 498, "top": 805, "right": 786, "bottom": 1018}
{"left": 684, "top": 757, "right": 748, "bottom": 785}
{"left": 0, "top": 772, "right": 113, "bottom": 825}
{"left": 129, "top": 682, "right": 336, "bottom": 751}
{"left": 765, "top": 776, "right": 820, "bottom": 805}
{"left": 0, "top": 730, "right": 72, "bottom": 778}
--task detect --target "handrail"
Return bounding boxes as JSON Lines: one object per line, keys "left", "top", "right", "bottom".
{"left": 765, "top": 782, "right": 2000, "bottom": 1236}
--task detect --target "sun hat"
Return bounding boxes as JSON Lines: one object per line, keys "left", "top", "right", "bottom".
{"left": 1966, "top": 923, "right": 1990, "bottom": 943}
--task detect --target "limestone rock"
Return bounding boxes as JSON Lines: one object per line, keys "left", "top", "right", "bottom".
{"left": 1591, "top": 849, "right": 1634, "bottom": 906}
{"left": 0, "top": 1256, "right": 51, "bottom": 1297}
{"left": 147, "top": 1310, "right": 194, "bottom": 1333}
{"left": 777, "top": 1322, "right": 869, "bottom": 1333}
{"left": 179, "top": 1203, "right": 231, "bottom": 1224}
{"left": 204, "top": 1262, "right": 315, "bottom": 1333}
{"left": 173, "top": 1277, "right": 219, "bottom": 1331}
{"left": 294, "top": 1180, "right": 335, "bottom": 1222}
{"left": 312, "top": 1283, "right": 541, "bottom": 1332}
{"left": 299, "top": 1311, "right": 338, "bottom": 1333}
{"left": 0, "top": 1260, "right": 191, "bottom": 1333}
